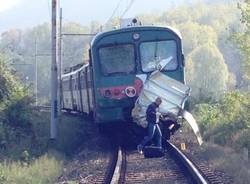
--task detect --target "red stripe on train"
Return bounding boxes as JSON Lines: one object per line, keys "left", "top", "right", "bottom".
{"left": 99, "top": 79, "right": 143, "bottom": 99}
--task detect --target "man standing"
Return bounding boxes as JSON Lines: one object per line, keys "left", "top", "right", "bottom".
{"left": 137, "top": 97, "right": 162, "bottom": 154}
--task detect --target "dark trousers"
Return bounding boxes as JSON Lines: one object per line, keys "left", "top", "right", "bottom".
{"left": 140, "top": 122, "right": 162, "bottom": 148}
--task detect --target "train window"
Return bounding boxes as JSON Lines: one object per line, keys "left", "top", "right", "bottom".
{"left": 62, "top": 80, "right": 70, "bottom": 91}
{"left": 140, "top": 40, "right": 178, "bottom": 72}
{"left": 80, "top": 75, "right": 85, "bottom": 89}
{"left": 99, "top": 44, "right": 135, "bottom": 75}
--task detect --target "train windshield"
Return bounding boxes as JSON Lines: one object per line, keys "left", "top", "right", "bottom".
{"left": 99, "top": 44, "right": 135, "bottom": 75}
{"left": 140, "top": 40, "right": 178, "bottom": 72}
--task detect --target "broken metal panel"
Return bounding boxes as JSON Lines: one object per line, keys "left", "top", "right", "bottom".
{"left": 132, "top": 71, "right": 190, "bottom": 127}
{"left": 181, "top": 110, "right": 203, "bottom": 145}
{"left": 132, "top": 71, "right": 203, "bottom": 145}
{"left": 143, "top": 72, "right": 190, "bottom": 113}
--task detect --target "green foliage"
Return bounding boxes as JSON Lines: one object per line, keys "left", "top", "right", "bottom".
{"left": 0, "top": 109, "right": 87, "bottom": 160}
{"left": 186, "top": 43, "right": 229, "bottom": 102}
{"left": 176, "top": 22, "right": 218, "bottom": 54}
{"left": 0, "top": 54, "right": 35, "bottom": 155}
{"left": 4, "top": 96, "right": 33, "bottom": 128}
{"left": 0, "top": 1, "right": 245, "bottom": 102}
{"left": 232, "top": 0, "right": 250, "bottom": 82}
{"left": 0, "top": 54, "right": 26, "bottom": 102}
{"left": 0, "top": 54, "right": 40, "bottom": 160}
{"left": 193, "top": 103, "right": 221, "bottom": 133}
{"left": 0, "top": 22, "right": 93, "bottom": 101}
{"left": 0, "top": 110, "right": 87, "bottom": 184}
{"left": 233, "top": 129, "right": 250, "bottom": 150}
{"left": 0, "top": 153, "right": 63, "bottom": 184}
{"left": 193, "top": 91, "right": 250, "bottom": 150}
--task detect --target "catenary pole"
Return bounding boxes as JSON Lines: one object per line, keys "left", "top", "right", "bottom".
{"left": 35, "top": 39, "right": 38, "bottom": 106}
{"left": 58, "top": 7, "right": 62, "bottom": 115}
{"left": 51, "top": 0, "right": 58, "bottom": 139}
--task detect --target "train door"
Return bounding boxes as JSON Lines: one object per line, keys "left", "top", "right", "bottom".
{"left": 79, "top": 70, "right": 86, "bottom": 113}
{"left": 70, "top": 75, "right": 76, "bottom": 111}
{"left": 62, "top": 76, "right": 72, "bottom": 110}
{"left": 86, "top": 67, "right": 93, "bottom": 113}
{"left": 77, "top": 71, "right": 84, "bottom": 112}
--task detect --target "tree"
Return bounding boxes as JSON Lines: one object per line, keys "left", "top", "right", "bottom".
{"left": 193, "top": 91, "right": 250, "bottom": 147}
{"left": 0, "top": 29, "right": 22, "bottom": 54}
{"left": 233, "top": 0, "right": 250, "bottom": 82}
{"left": 0, "top": 54, "right": 25, "bottom": 102}
{"left": 186, "top": 43, "right": 229, "bottom": 102}
{"left": 176, "top": 22, "right": 218, "bottom": 54}
{"left": 62, "top": 22, "right": 91, "bottom": 68}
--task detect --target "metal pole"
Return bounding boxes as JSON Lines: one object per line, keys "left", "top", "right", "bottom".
{"left": 58, "top": 7, "right": 62, "bottom": 115}
{"left": 35, "top": 39, "right": 38, "bottom": 106}
{"left": 51, "top": 0, "right": 58, "bottom": 139}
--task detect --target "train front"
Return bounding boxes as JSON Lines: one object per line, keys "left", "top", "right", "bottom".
{"left": 90, "top": 26, "right": 184, "bottom": 124}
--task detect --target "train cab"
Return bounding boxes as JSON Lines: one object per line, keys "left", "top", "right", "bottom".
{"left": 90, "top": 25, "right": 185, "bottom": 123}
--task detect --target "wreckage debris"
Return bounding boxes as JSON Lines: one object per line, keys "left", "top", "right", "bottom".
{"left": 132, "top": 70, "right": 203, "bottom": 145}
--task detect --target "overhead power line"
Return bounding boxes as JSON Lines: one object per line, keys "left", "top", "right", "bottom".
{"left": 120, "top": 0, "right": 136, "bottom": 18}
{"left": 104, "top": 0, "right": 136, "bottom": 27}
{"left": 104, "top": 0, "right": 123, "bottom": 26}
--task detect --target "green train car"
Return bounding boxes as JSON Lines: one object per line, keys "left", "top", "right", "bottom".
{"left": 62, "top": 25, "right": 185, "bottom": 124}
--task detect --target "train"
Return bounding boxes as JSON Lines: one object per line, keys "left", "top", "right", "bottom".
{"left": 61, "top": 24, "right": 185, "bottom": 125}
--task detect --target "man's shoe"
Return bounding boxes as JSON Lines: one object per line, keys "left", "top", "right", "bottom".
{"left": 137, "top": 144, "right": 143, "bottom": 154}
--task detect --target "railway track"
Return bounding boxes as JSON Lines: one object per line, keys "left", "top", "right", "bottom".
{"left": 108, "top": 141, "right": 225, "bottom": 184}
{"left": 77, "top": 146, "right": 119, "bottom": 184}
{"left": 57, "top": 142, "right": 118, "bottom": 184}
{"left": 36, "top": 106, "right": 230, "bottom": 183}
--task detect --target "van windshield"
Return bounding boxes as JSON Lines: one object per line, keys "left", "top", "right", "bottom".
{"left": 99, "top": 44, "right": 135, "bottom": 75}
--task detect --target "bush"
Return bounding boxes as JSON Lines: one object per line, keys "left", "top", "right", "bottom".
{"left": 0, "top": 54, "right": 36, "bottom": 158}
{"left": 0, "top": 152, "right": 64, "bottom": 184}
{"left": 0, "top": 54, "right": 27, "bottom": 104}
{"left": 4, "top": 96, "right": 34, "bottom": 129}
{"left": 0, "top": 54, "right": 33, "bottom": 130}
{"left": 232, "top": 129, "right": 250, "bottom": 151}
{"left": 193, "top": 91, "right": 250, "bottom": 149}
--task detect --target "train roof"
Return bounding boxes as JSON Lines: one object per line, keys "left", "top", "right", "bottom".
{"left": 91, "top": 25, "right": 182, "bottom": 47}
{"left": 62, "top": 63, "right": 89, "bottom": 78}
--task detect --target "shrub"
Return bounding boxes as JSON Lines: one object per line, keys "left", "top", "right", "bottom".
{"left": 0, "top": 152, "right": 64, "bottom": 184}
{"left": 4, "top": 96, "right": 34, "bottom": 129}
{"left": 232, "top": 129, "right": 250, "bottom": 151}
{"left": 193, "top": 91, "right": 250, "bottom": 149}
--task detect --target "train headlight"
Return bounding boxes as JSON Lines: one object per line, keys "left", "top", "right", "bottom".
{"left": 133, "top": 33, "right": 140, "bottom": 41}
{"left": 104, "top": 89, "right": 112, "bottom": 98}
{"left": 125, "top": 86, "right": 136, "bottom": 98}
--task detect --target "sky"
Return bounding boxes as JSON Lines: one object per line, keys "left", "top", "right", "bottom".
{"left": 0, "top": 0, "right": 232, "bottom": 33}
{"left": 0, "top": 0, "right": 198, "bottom": 33}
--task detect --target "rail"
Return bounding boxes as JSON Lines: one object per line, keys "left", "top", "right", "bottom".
{"left": 165, "top": 141, "right": 208, "bottom": 184}
{"left": 109, "top": 142, "right": 209, "bottom": 184}
{"left": 110, "top": 147, "right": 123, "bottom": 184}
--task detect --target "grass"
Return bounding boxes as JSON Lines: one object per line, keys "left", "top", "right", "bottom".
{"left": 0, "top": 111, "right": 88, "bottom": 184}
{"left": 1, "top": 111, "right": 87, "bottom": 160}
{"left": 0, "top": 152, "right": 64, "bottom": 184}
{"left": 197, "top": 143, "right": 250, "bottom": 184}
{"left": 173, "top": 128, "right": 250, "bottom": 183}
